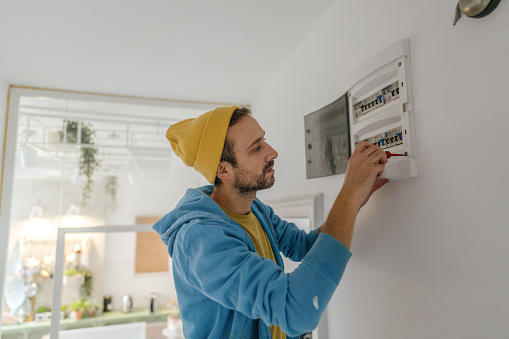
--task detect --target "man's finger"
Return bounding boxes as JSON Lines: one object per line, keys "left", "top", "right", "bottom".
{"left": 368, "top": 148, "right": 387, "bottom": 164}
{"left": 368, "top": 178, "right": 389, "bottom": 197}
{"left": 361, "top": 178, "right": 390, "bottom": 208}
{"left": 372, "top": 178, "right": 389, "bottom": 192}
{"left": 352, "top": 141, "right": 373, "bottom": 155}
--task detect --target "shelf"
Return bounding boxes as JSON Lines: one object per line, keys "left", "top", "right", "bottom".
{"left": 1, "top": 309, "right": 178, "bottom": 338}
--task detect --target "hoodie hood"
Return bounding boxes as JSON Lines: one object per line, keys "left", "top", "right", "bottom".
{"left": 153, "top": 185, "right": 230, "bottom": 257}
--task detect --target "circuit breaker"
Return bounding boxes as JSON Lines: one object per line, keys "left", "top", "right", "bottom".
{"left": 347, "top": 39, "right": 418, "bottom": 180}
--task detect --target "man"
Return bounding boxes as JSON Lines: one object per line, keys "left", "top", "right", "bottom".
{"left": 154, "top": 106, "right": 388, "bottom": 338}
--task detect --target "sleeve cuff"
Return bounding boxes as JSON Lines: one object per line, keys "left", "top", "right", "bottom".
{"left": 304, "top": 232, "right": 352, "bottom": 285}
{"left": 306, "top": 227, "right": 320, "bottom": 247}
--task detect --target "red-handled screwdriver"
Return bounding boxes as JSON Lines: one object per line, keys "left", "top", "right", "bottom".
{"left": 385, "top": 151, "right": 408, "bottom": 159}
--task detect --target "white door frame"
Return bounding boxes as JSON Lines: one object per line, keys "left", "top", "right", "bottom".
{"left": 50, "top": 224, "right": 154, "bottom": 339}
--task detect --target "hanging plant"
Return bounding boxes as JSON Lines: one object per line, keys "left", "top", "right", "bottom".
{"left": 104, "top": 176, "right": 119, "bottom": 213}
{"left": 60, "top": 121, "right": 101, "bottom": 207}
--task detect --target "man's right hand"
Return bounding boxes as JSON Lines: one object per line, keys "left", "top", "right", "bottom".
{"left": 319, "top": 141, "right": 388, "bottom": 249}
{"left": 341, "top": 141, "right": 388, "bottom": 211}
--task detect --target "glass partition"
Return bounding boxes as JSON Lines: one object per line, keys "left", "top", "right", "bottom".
{"left": 1, "top": 87, "right": 225, "bottom": 338}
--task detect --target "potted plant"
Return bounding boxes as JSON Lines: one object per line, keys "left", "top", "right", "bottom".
{"left": 35, "top": 306, "right": 51, "bottom": 322}
{"left": 85, "top": 303, "right": 100, "bottom": 318}
{"left": 68, "top": 297, "right": 90, "bottom": 321}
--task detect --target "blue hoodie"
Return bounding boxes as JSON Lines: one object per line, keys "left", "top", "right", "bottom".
{"left": 153, "top": 186, "right": 351, "bottom": 338}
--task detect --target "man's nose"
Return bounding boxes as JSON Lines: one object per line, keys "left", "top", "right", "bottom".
{"left": 266, "top": 143, "right": 278, "bottom": 161}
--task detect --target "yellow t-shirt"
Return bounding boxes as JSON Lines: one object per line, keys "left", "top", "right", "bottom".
{"left": 221, "top": 207, "right": 286, "bottom": 339}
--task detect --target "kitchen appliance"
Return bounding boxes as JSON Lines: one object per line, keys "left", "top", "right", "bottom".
{"left": 121, "top": 294, "right": 133, "bottom": 313}
{"left": 148, "top": 293, "right": 157, "bottom": 313}
{"left": 103, "top": 295, "right": 112, "bottom": 312}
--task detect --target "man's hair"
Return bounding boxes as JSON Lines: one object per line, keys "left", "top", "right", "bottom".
{"left": 214, "top": 107, "right": 251, "bottom": 186}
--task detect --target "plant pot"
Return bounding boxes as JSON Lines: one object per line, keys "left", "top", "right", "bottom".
{"left": 69, "top": 310, "right": 84, "bottom": 321}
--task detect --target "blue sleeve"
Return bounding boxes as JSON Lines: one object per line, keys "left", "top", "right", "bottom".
{"left": 173, "top": 220, "right": 351, "bottom": 336}
{"left": 257, "top": 203, "right": 320, "bottom": 262}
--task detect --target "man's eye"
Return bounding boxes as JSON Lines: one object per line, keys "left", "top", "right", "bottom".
{"left": 255, "top": 145, "right": 261, "bottom": 151}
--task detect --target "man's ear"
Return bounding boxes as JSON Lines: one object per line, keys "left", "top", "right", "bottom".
{"left": 216, "top": 161, "right": 231, "bottom": 181}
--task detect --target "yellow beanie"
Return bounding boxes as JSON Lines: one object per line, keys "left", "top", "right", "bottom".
{"left": 166, "top": 106, "right": 240, "bottom": 183}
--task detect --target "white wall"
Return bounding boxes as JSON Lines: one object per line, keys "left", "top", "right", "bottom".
{"left": 254, "top": 0, "right": 509, "bottom": 337}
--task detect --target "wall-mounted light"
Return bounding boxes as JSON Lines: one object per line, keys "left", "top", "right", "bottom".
{"left": 28, "top": 205, "right": 44, "bottom": 219}
{"left": 453, "top": 0, "right": 502, "bottom": 25}
{"left": 65, "top": 203, "right": 81, "bottom": 216}
{"left": 24, "top": 206, "right": 55, "bottom": 239}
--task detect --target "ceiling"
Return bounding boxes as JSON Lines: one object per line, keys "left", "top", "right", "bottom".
{"left": 0, "top": 1, "right": 336, "bottom": 105}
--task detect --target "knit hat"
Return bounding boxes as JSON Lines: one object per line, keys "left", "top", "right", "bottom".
{"left": 166, "top": 106, "right": 240, "bottom": 183}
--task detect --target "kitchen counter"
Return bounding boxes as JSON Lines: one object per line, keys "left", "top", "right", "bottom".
{"left": 1, "top": 308, "right": 178, "bottom": 339}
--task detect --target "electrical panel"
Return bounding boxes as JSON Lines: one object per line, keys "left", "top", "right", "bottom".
{"left": 347, "top": 39, "right": 418, "bottom": 180}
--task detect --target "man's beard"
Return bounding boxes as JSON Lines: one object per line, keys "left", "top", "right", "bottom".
{"left": 233, "top": 160, "right": 275, "bottom": 197}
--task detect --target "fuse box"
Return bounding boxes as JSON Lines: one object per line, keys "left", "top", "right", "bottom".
{"left": 347, "top": 39, "right": 418, "bottom": 180}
